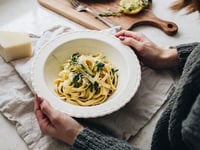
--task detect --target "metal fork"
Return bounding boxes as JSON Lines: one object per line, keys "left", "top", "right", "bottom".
{"left": 70, "top": 0, "right": 119, "bottom": 29}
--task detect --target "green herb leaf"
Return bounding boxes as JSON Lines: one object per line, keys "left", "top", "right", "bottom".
{"left": 69, "top": 52, "right": 80, "bottom": 64}
{"left": 99, "top": 11, "right": 120, "bottom": 17}
{"left": 112, "top": 68, "right": 119, "bottom": 75}
{"left": 72, "top": 73, "right": 82, "bottom": 88}
{"left": 95, "top": 61, "right": 105, "bottom": 72}
{"left": 88, "top": 80, "right": 93, "bottom": 92}
{"left": 94, "top": 81, "right": 99, "bottom": 93}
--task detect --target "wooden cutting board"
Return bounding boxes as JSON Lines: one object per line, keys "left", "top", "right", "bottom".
{"left": 38, "top": 0, "right": 178, "bottom": 35}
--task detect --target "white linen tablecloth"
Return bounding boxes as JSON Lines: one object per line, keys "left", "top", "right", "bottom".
{"left": 0, "top": 25, "right": 175, "bottom": 150}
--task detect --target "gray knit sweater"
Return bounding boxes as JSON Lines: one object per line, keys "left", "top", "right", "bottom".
{"left": 72, "top": 42, "right": 200, "bottom": 150}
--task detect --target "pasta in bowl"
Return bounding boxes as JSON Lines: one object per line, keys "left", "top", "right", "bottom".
{"left": 31, "top": 30, "right": 141, "bottom": 118}
{"left": 54, "top": 52, "right": 118, "bottom": 106}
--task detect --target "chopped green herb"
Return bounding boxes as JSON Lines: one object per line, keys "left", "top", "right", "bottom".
{"left": 88, "top": 80, "right": 93, "bottom": 92}
{"left": 94, "top": 81, "right": 99, "bottom": 93}
{"left": 87, "top": 81, "right": 99, "bottom": 93}
{"left": 99, "top": 11, "right": 120, "bottom": 17}
{"left": 112, "top": 68, "right": 119, "bottom": 75}
{"left": 69, "top": 52, "right": 80, "bottom": 64}
{"left": 139, "top": 3, "right": 148, "bottom": 8}
{"left": 95, "top": 61, "right": 105, "bottom": 72}
{"left": 72, "top": 73, "right": 82, "bottom": 88}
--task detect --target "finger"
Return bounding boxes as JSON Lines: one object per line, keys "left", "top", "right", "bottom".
{"left": 115, "top": 30, "right": 132, "bottom": 37}
{"left": 34, "top": 95, "right": 43, "bottom": 111}
{"left": 34, "top": 96, "right": 58, "bottom": 136}
{"left": 115, "top": 30, "right": 139, "bottom": 38}
{"left": 120, "top": 36, "right": 140, "bottom": 48}
{"left": 40, "top": 99, "right": 58, "bottom": 124}
{"left": 34, "top": 95, "right": 45, "bottom": 121}
{"left": 115, "top": 30, "right": 144, "bottom": 42}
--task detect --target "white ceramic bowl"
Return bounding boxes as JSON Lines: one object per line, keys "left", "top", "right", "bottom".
{"left": 31, "top": 30, "right": 141, "bottom": 118}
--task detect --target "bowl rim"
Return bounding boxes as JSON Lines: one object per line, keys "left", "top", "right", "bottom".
{"left": 31, "top": 30, "right": 141, "bottom": 118}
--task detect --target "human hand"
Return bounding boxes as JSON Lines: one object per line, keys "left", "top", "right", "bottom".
{"left": 115, "top": 30, "right": 178, "bottom": 69}
{"left": 34, "top": 95, "right": 84, "bottom": 145}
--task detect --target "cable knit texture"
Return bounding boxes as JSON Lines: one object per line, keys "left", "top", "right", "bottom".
{"left": 72, "top": 128, "right": 138, "bottom": 150}
{"left": 72, "top": 42, "right": 200, "bottom": 150}
{"left": 176, "top": 42, "right": 199, "bottom": 73}
{"left": 151, "top": 42, "right": 200, "bottom": 150}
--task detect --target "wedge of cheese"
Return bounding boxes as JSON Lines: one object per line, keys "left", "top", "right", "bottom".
{"left": 0, "top": 31, "right": 32, "bottom": 62}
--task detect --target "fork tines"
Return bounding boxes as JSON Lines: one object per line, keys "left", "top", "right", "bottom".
{"left": 70, "top": 0, "right": 80, "bottom": 8}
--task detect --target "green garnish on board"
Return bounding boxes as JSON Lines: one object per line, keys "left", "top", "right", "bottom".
{"left": 99, "top": 11, "right": 121, "bottom": 17}
{"left": 99, "top": 0, "right": 149, "bottom": 17}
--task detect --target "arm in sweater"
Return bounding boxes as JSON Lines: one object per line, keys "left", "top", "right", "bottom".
{"left": 72, "top": 128, "right": 139, "bottom": 150}
{"left": 176, "top": 42, "right": 200, "bottom": 72}
{"left": 178, "top": 43, "right": 200, "bottom": 150}
{"left": 182, "top": 94, "right": 200, "bottom": 150}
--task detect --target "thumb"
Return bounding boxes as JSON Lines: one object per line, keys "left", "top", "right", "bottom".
{"left": 40, "top": 99, "right": 58, "bottom": 121}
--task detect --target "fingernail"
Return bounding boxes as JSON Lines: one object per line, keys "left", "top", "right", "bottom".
{"left": 119, "top": 36, "right": 125, "bottom": 41}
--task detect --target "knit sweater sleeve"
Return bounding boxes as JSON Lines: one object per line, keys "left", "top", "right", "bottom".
{"left": 72, "top": 128, "right": 139, "bottom": 150}
{"left": 182, "top": 94, "right": 200, "bottom": 150}
{"left": 176, "top": 42, "right": 200, "bottom": 73}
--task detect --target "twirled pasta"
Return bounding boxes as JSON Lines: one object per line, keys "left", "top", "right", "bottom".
{"left": 54, "top": 52, "right": 118, "bottom": 106}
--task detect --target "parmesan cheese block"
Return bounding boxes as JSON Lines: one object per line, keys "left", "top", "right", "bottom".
{"left": 0, "top": 31, "right": 32, "bottom": 62}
